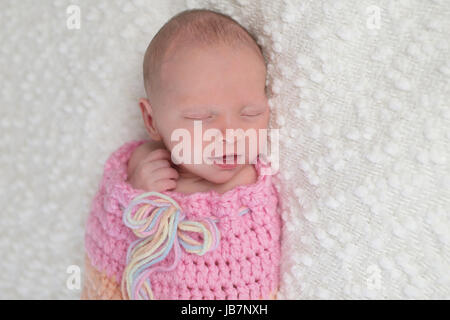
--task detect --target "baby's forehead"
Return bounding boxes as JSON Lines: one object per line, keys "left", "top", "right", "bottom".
{"left": 144, "top": 9, "right": 265, "bottom": 98}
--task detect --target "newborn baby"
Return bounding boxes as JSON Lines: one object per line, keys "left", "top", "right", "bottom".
{"left": 82, "top": 9, "right": 281, "bottom": 300}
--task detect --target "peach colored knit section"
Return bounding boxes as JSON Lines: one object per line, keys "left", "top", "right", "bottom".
{"left": 81, "top": 253, "right": 123, "bottom": 300}
{"left": 83, "top": 139, "right": 281, "bottom": 300}
{"left": 81, "top": 253, "right": 277, "bottom": 300}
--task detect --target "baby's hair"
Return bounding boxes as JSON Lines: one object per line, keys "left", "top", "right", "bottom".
{"left": 143, "top": 8, "right": 266, "bottom": 100}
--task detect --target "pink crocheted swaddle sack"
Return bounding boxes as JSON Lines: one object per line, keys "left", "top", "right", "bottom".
{"left": 81, "top": 139, "right": 281, "bottom": 300}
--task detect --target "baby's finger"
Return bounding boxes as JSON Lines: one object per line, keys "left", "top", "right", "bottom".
{"left": 142, "top": 159, "right": 171, "bottom": 172}
{"left": 143, "top": 148, "right": 172, "bottom": 163}
{"left": 151, "top": 167, "right": 179, "bottom": 181}
{"left": 153, "top": 178, "right": 177, "bottom": 191}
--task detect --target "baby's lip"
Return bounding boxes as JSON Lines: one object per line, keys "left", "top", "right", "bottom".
{"left": 209, "top": 154, "right": 242, "bottom": 159}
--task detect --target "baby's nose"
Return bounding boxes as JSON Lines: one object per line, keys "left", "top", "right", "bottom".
{"left": 217, "top": 119, "right": 245, "bottom": 141}
{"left": 216, "top": 129, "right": 246, "bottom": 147}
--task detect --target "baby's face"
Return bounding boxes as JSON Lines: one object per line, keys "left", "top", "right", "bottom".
{"left": 151, "top": 43, "right": 269, "bottom": 184}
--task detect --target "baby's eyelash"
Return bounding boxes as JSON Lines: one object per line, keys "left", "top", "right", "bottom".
{"left": 184, "top": 112, "right": 263, "bottom": 120}
{"left": 185, "top": 115, "right": 213, "bottom": 120}
{"left": 242, "top": 112, "right": 263, "bottom": 117}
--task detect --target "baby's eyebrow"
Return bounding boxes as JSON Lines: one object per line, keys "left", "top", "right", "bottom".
{"left": 181, "top": 106, "right": 214, "bottom": 114}
{"left": 181, "top": 104, "right": 263, "bottom": 113}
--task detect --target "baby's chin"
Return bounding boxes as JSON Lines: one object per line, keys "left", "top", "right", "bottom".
{"left": 193, "top": 162, "right": 246, "bottom": 185}
{"left": 209, "top": 165, "right": 244, "bottom": 184}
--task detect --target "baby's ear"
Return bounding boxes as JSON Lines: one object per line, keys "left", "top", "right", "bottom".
{"left": 139, "top": 98, "right": 162, "bottom": 141}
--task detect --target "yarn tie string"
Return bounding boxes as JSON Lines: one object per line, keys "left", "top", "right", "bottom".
{"left": 120, "top": 191, "right": 251, "bottom": 300}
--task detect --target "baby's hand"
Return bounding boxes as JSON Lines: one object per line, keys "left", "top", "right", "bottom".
{"left": 126, "top": 148, "right": 179, "bottom": 192}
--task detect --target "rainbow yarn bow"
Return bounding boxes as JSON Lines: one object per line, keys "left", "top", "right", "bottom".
{"left": 120, "top": 191, "right": 251, "bottom": 300}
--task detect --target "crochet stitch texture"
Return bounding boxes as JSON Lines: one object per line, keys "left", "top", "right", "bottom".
{"left": 83, "top": 139, "right": 281, "bottom": 299}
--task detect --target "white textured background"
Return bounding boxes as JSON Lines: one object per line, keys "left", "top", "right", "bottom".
{"left": 0, "top": 0, "right": 449, "bottom": 299}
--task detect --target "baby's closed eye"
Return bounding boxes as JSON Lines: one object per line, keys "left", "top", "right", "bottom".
{"left": 183, "top": 110, "right": 264, "bottom": 120}
{"left": 241, "top": 111, "right": 264, "bottom": 117}
{"left": 184, "top": 114, "right": 213, "bottom": 120}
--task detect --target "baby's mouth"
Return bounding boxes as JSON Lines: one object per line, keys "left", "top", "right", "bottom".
{"left": 210, "top": 154, "right": 241, "bottom": 163}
